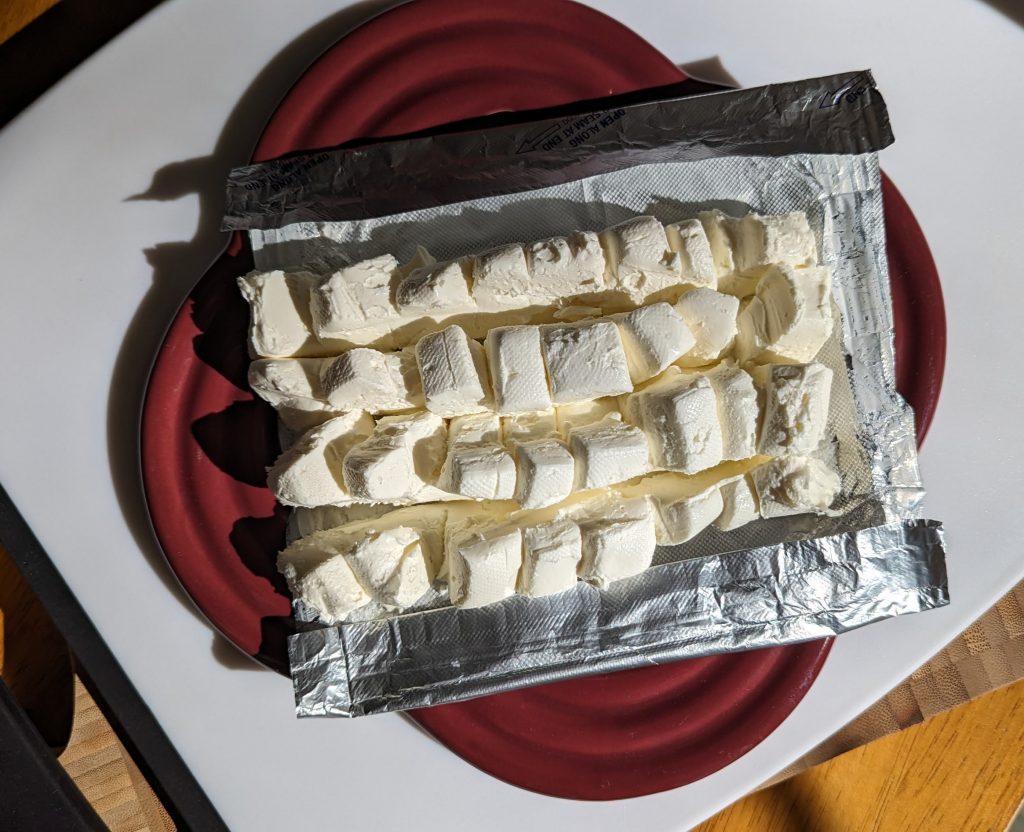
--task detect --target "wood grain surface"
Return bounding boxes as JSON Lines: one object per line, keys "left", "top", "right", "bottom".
{"left": 0, "top": 0, "right": 58, "bottom": 44}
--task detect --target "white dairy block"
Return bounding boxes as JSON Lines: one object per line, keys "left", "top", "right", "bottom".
{"left": 525, "top": 231, "right": 607, "bottom": 300}
{"left": 665, "top": 219, "right": 718, "bottom": 289}
{"left": 513, "top": 438, "right": 575, "bottom": 510}
{"left": 518, "top": 520, "right": 583, "bottom": 597}
{"left": 502, "top": 409, "right": 558, "bottom": 445}
{"left": 731, "top": 212, "right": 817, "bottom": 273}
{"left": 309, "top": 254, "right": 401, "bottom": 339}
{"left": 614, "top": 302, "right": 696, "bottom": 383}
{"left": 697, "top": 210, "right": 736, "bottom": 277}
{"left": 675, "top": 287, "right": 740, "bottom": 366}
{"left": 600, "top": 216, "right": 681, "bottom": 303}
{"left": 248, "top": 357, "right": 328, "bottom": 414}
{"left": 395, "top": 258, "right": 475, "bottom": 315}
{"left": 554, "top": 398, "right": 619, "bottom": 436}
{"left": 289, "top": 503, "right": 399, "bottom": 541}
{"left": 705, "top": 363, "right": 759, "bottom": 460}
{"left": 753, "top": 362, "right": 833, "bottom": 456}
{"left": 438, "top": 414, "right": 515, "bottom": 500}
{"left": 448, "top": 526, "right": 524, "bottom": 608}
{"left": 342, "top": 412, "right": 447, "bottom": 501}
{"left": 656, "top": 484, "right": 725, "bottom": 545}
{"left": 576, "top": 497, "right": 657, "bottom": 589}
{"left": 630, "top": 369, "right": 723, "bottom": 474}
{"left": 277, "top": 532, "right": 371, "bottom": 622}
{"left": 237, "top": 270, "right": 318, "bottom": 358}
{"left": 568, "top": 415, "right": 651, "bottom": 491}
{"left": 341, "top": 526, "right": 432, "bottom": 609}
{"left": 472, "top": 243, "right": 532, "bottom": 308}
{"left": 540, "top": 319, "right": 633, "bottom": 403}
{"left": 416, "top": 325, "right": 493, "bottom": 416}
{"left": 485, "top": 325, "right": 553, "bottom": 414}
{"left": 751, "top": 456, "right": 840, "bottom": 518}
{"left": 319, "top": 348, "right": 423, "bottom": 413}
{"left": 266, "top": 411, "right": 375, "bottom": 508}
{"left": 715, "top": 475, "right": 760, "bottom": 531}
{"left": 736, "top": 265, "right": 834, "bottom": 364}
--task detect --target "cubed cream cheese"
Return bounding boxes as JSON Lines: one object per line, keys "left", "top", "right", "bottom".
{"left": 277, "top": 532, "right": 371, "bottom": 622}
{"left": 472, "top": 244, "right": 532, "bottom": 309}
{"left": 266, "top": 411, "right": 375, "bottom": 508}
{"left": 554, "top": 398, "right": 620, "bottom": 436}
{"left": 568, "top": 415, "right": 651, "bottom": 490}
{"left": 416, "top": 325, "right": 493, "bottom": 416}
{"left": 485, "top": 325, "right": 553, "bottom": 414}
{"left": 736, "top": 265, "right": 833, "bottom": 364}
{"left": 395, "top": 258, "right": 475, "bottom": 315}
{"left": 342, "top": 526, "right": 433, "bottom": 609}
{"left": 319, "top": 348, "right": 423, "bottom": 413}
{"left": 540, "top": 319, "right": 633, "bottom": 403}
{"left": 600, "top": 216, "right": 681, "bottom": 303}
{"left": 656, "top": 483, "right": 725, "bottom": 545}
{"left": 502, "top": 409, "right": 558, "bottom": 445}
{"left": 576, "top": 497, "right": 657, "bottom": 589}
{"left": 342, "top": 412, "right": 447, "bottom": 501}
{"left": 448, "top": 526, "right": 524, "bottom": 608}
{"left": 675, "top": 288, "right": 740, "bottom": 366}
{"left": 629, "top": 369, "right": 723, "bottom": 474}
{"left": 715, "top": 475, "right": 760, "bottom": 531}
{"left": 614, "top": 302, "right": 696, "bottom": 383}
{"left": 248, "top": 357, "right": 329, "bottom": 414}
{"left": 751, "top": 456, "right": 840, "bottom": 518}
{"left": 753, "top": 362, "right": 833, "bottom": 456}
{"left": 525, "top": 231, "right": 607, "bottom": 300}
{"left": 697, "top": 210, "right": 736, "bottom": 277}
{"left": 705, "top": 362, "right": 759, "bottom": 460}
{"left": 309, "top": 255, "right": 401, "bottom": 339}
{"left": 518, "top": 520, "right": 583, "bottom": 598}
{"left": 438, "top": 414, "right": 516, "bottom": 500}
{"left": 665, "top": 219, "right": 717, "bottom": 289}
{"left": 512, "top": 438, "right": 576, "bottom": 509}
{"left": 237, "top": 270, "right": 318, "bottom": 358}
{"left": 732, "top": 212, "right": 817, "bottom": 273}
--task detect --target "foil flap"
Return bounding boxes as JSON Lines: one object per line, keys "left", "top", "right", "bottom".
{"left": 291, "top": 520, "right": 947, "bottom": 717}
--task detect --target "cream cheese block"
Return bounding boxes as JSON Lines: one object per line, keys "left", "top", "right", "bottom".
{"left": 600, "top": 216, "right": 681, "bottom": 304}
{"left": 715, "top": 475, "right": 760, "bottom": 531}
{"left": 238, "top": 270, "right": 318, "bottom": 358}
{"left": 342, "top": 412, "right": 448, "bottom": 502}
{"left": 665, "top": 219, "right": 717, "bottom": 289}
{"left": 485, "top": 325, "right": 553, "bottom": 414}
{"left": 568, "top": 415, "right": 651, "bottom": 491}
{"left": 502, "top": 409, "right": 558, "bottom": 445}
{"left": 731, "top": 212, "right": 817, "bottom": 273}
{"left": 576, "top": 496, "right": 658, "bottom": 589}
{"left": 340, "top": 526, "right": 433, "bottom": 609}
{"left": 675, "top": 288, "right": 740, "bottom": 366}
{"left": 736, "top": 265, "right": 833, "bottom": 364}
{"left": 525, "top": 231, "right": 607, "bottom": 300}
{"left": 518, "top": 520, "right": 583, "bottom": 598}
{"left": 437, "top": 414, "right": 516, "bottom": 500}
{"left": 554, "top": 398, "right": 619, "bottom": 436}
{"left": 705, "top": 362, "right": 759, "bottom": 460}
{"left": 310, "top": 254, "right": 402, "bottom": 340}
{"left": 657, "top": 483, "right": 725, "bottom": 546}
{"left": 395, "top": 258, "right": 475, "bottom": 316}
{"left": 753, "top": 362, "right": 833, "bottom": 456}
{"left": 471, "top": 243, "right": 532, "bottom": 309}
{"left": 319, "top": 348, "right": 423, "bottom": 413}
{"left": 540, "top": 319, "right": 632, "bottom": 403}
{"left": 447, "top": 526, "right": 524, "bottom": 608}
{"left": 249, "top": 357, "right": 329, "bottom": 415}
{"left": 277, "top": 537, "right": 370, "bottom": 623}
{"left": 512, "top": 438, "right": 575, "bottom": 509}
{"left": 751, "top": 456, "right": 840, "bottom": 518}
{"left": 415, "top": 325, "right": 493, "bottom": 416}
{"left": 613, "top": 302, "right": 696, "bottom": 383}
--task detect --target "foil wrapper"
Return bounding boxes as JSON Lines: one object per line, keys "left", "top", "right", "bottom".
{"left": 222, "top": 70, "right": 948, "bottom": 716}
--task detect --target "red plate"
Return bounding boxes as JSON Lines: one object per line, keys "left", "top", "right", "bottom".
{"left": 142, "top": 0, "right": 945, "bottom": 801}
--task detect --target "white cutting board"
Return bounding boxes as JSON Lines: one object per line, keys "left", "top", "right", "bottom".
{"left": 0, "top": 1, "right": 1021, "bottom": 828}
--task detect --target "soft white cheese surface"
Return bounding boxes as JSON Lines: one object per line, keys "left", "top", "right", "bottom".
{"left": 277, "top": 532, "right": 371, "bottom": 623}
{"left": 525, "top": 231, "right": 607, "bottom": 300}
{"left": 751, "top": 456, "right": 841, "bottom": 518}
{"left": 238, "top": 270, "right": 318, "bottom": 358}
{"left": 341, "top": 526, "right": 432, "bottom": 609}
{"left": 614, "top": 302, "right": 695, "bottom": 383}
{"left": 736, "top": 264, "right": 833, "bottom": 363}
{"left": 310, "top": 255, "right": 401, "bottom": 339}
{"left": 554, "top": 398, "right": 619, "bottom": 437}
{"left": 675, "top": 288, "right": 740, "bottom": 366}
{"left": 447, "top": 526, "right": 524, "bottom": 608}
{"left": 472, "top": 244, "right": 532, "bottom": 309}
{"left": 665, "top": 219, "right": 717, "bottom": 289}
{"left": 395, "top": 259, "right": 475, "bottom": 315}
{"left": 438, "top": 413, "right": 516, "bottom": 501}
{"left": 319, "top": 348, "right": 423, "bottom": 413}
{"left": 248, "top": 357, "right": 327, "bottom": 413}
{"left": 576, "top": 497, "right": 657, "bottom": 589}
{"left": 512, "top": 438, "right": 575, "bottom": 509}
{"left": 518, "top": 520, "right": 583, "bottom": 598}
{"left": 705, "top": 362, "right": 759, "bottom": 460}
{"left": 502, "top": 409, "right": 558, "bottom": 445}
{"left": 732, "top": 212, "right": 817, "bottom": 273}
{"left": 416, "top": 325, "right": 493, "bottom": 416}
{"left": 485, "top": 325, "right": 553, "bottom": 414}
{"left": 540, "top": 319, "right": 632, "bottom": 403}
{"left": 568, "top": 415, "right": 651, "bottom": 491}
{"left": 715, "top": 475, "right": 760, "bottom": 531}
{"left": 697, "top": 210, "right": 736, "bottom": 277}
{"left": 601, "top": 216, "right": 681, "bottom": 303}
{"left": 753, "top": 362, "right": 833, "bottom": 456}
{"left": 342, "top": 412, "right": 447, "bottom": 502}
{"left": 657, "top": 484, "right": 725, "bottom": 546}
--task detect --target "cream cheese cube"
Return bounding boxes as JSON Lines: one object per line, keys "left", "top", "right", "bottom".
{"left": 472, "top": 243, "right": 532, "bottom": 308}
{"left": 319, "top": 348, "right": 423, "bottom": 413}
{"left": 277, "top": 532, "right": 371, "bottom": 622}
{"left": 525, "top": 231, "right": 607, "bottom": 300}
{"left": 237, "top": 270, "right": 317, "bottom": 358}
{"left": 698, "top": 210, "right": 737, "bottom": 277}
{"left": 554, "top": 398, "right": 619, "bottom": 437}
{"left": 513, "top": 438, "right": 575, "bottom": 510}
{"left": 310, "top": 255, "right": 401, "bottom": 339}
{"left": 342, "top": 526, "right": 433, "bottom": 609}
{"left": 249, "top": 357, "right": 329, "bottom": 414}
{"left": 675, "top": 288, "right": 740, "bottom": 366}
{"left": 395, "top": 258, "right": 475, "bottom": 315}
{"left": 502, "top": 409, "right": 558, "bottom": 445}
{"left": 518, "top": 520, "right": 583, "bottom": 598}
{"left": 576, "top": 497, "right": 657, "bottom": 589}
{"left": 736, "top": 265, "right": 833, "bottom": 364}
{"left": 416, "top": 325, "right": 493, "bottom": 416}
{"left": 568, "top": 415, "right": 651, "bottom": 490}
{"left": 732, "top": 212, "right": 817, "bottom": 273}
{"left": 342, "top": 412, "right": 447, "bottom": 501}
{"left": 715, "top": 475, "right": 760, "bottom": 531}
{"left": 751, "top": 456, "right": 840, "bottom": 518}
{"left": 485, "top": 325, "right": 552, "bottom": 414}
{"left": 753, "top": 363, "right": 833, "bottom": 456}
{"left": 448, "top": 527, "right": 523, "bottom": 608}
{"left": 614, "top": 302, "right": 696, "bottom": 383}
{"left": 705, "top": 363, "right": 759, "bottom": 460}
{"left": 656, "top": 484, "right": 724, "bottom": 545}
{"left": 266, "top": 411, "right": 375, "bottom": 508}
{"left": 600, "top": 216, "right": 681, "bottom": 303}
{"left": 629, "top": 369, "right": 723, "bottom": 474}
{"left": 438, "top": 414, "right": 515, "bottom": 500}
{"left": 540, "top": 319, "right": 632, "bottom": 403}
{"left": 665, "top": 219, "right": 717, "bottom": 289}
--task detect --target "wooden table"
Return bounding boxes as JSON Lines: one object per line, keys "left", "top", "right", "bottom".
{"left": 3, "top": 4, "right": 1024, "bottom": 830}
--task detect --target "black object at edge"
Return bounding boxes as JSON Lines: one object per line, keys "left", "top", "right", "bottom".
{"left": 0, "top": 482, "right": 228, "bottom": 832}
